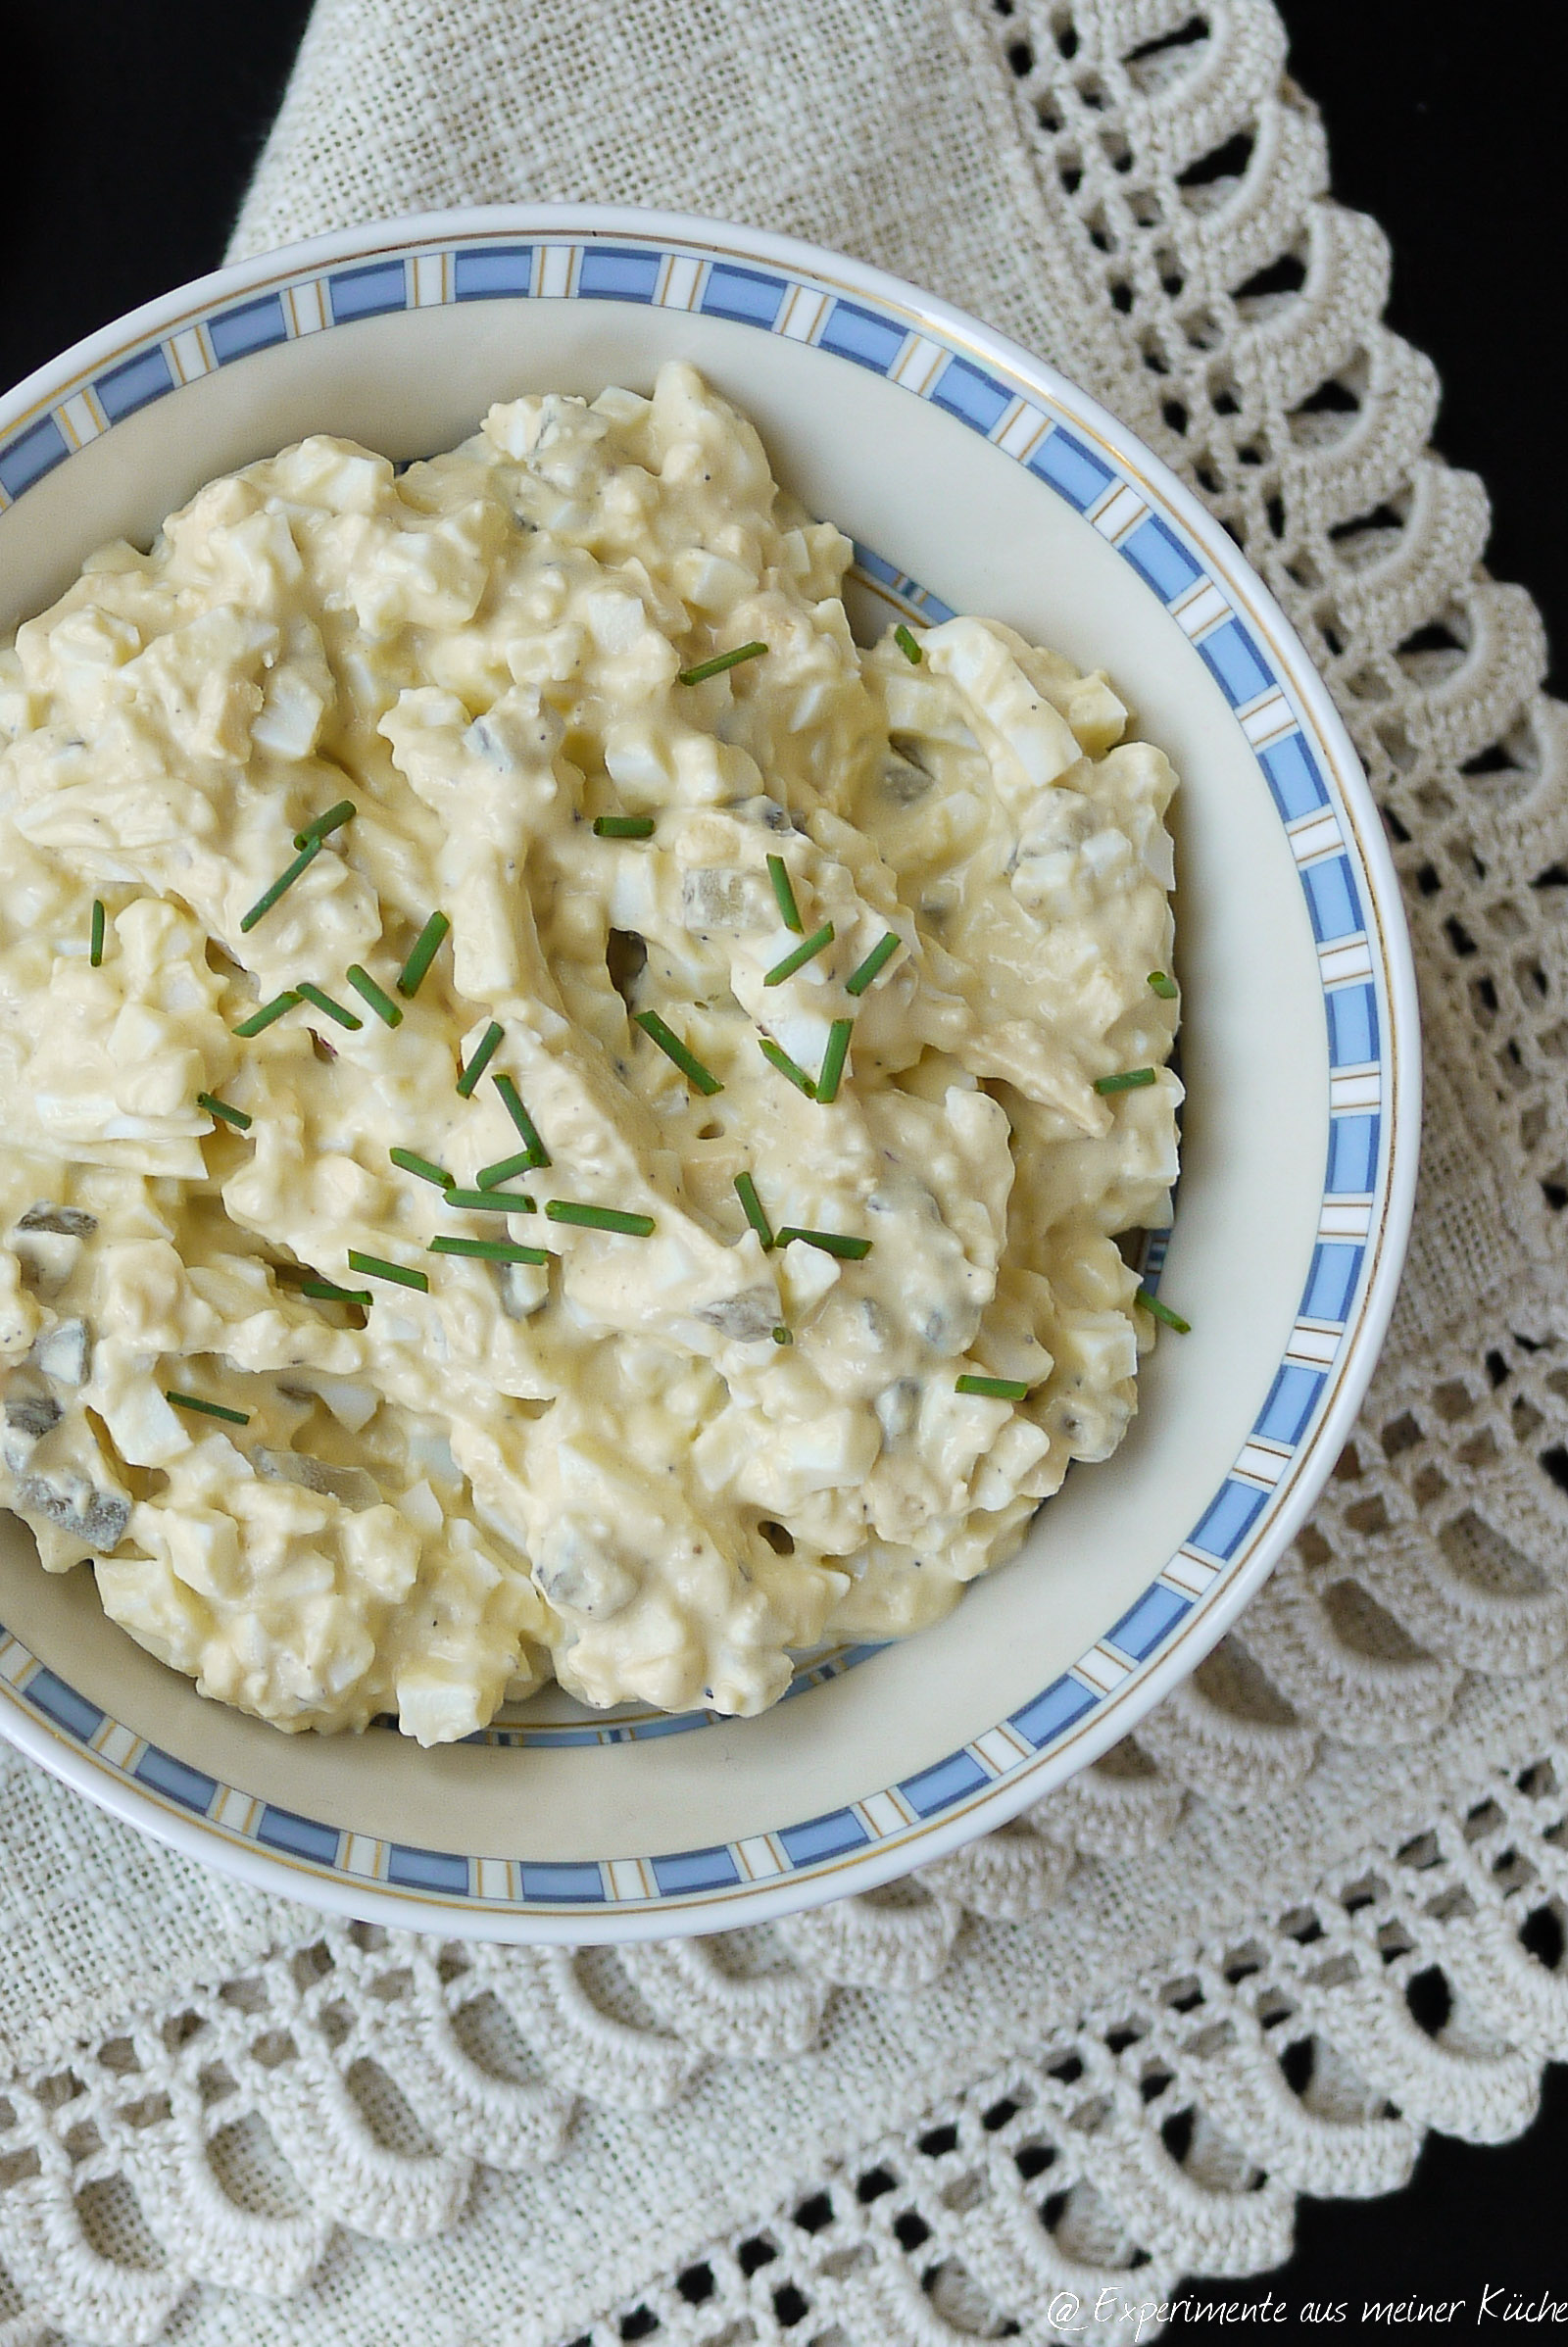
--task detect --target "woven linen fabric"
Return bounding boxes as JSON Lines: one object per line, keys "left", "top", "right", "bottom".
{"left": 4, "top": 1, "right": 1568, "bottom": 2339}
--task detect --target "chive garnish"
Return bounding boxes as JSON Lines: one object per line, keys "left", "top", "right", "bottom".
{"left": 1148, "top": 971, "right": 1178, "bottom": 1001}
{"left": 457, "top": 1020, "right": 504, "bottom": 1098}
{"left": 397, "top": 910, "right": 450, "bottom": 998}
{"left": 492, "top": 1074, "right": 550, "bottom": 1167}
{"left": 389, "top": 1147, "right": 453, "bottom": 1189}
{"left": 1094, "top": 1067, "right": 1157, "bottom": 1095}
{"left": 763, "top": 921, "right": 834, "bottom": 987}
{"left": 293, "top": 799, "right": 355, "bottom": 852}
{"left": 429, "top": 1235, "right": 549, "bottom": 1264}
{"left": 1137, "top": 1289, "right": 1191, "bottom": 1334}
{"left": 845, "top": 931, "right": 901, "bottom": 997}
{"left": 634, "top": 1008, "right": 723, "bottom": 1096}
{"left": 444, "top": 1188, "right": 537, "bottom": 1213}
{"left": 233, "top": 990, "right": 300, "bottom": 1038}
{"left": 678, "top": 639, "right": 766, "bottom": 686}
{"left": 815, "top": 1018, "right": 854, "bottom": 1105}
{"left": 773, "top": 1326, "right": 793, "bottom": 1345}
{"left": 759, "top": 1037, "right": 816, "bottom": 1098}
{"left": 239, "top": 837, "right": 320, "bottom": 934}
{"left": 956, "top": 1374, "right": 1031, "bottom": 1400}
{"left": 302, "top": 1280, "right": 372, "bottom": 1306}
{"left": 894, "top": 623, "right": 922, "bottom": 664}
{"left": 477, "top": 1149, "right": 541, "bottom": 1191}
{"left": 733, "top": 1171, "right": 775, "bottom": 1249}
{"left": 167, "top": 1389, "right": 250, "bottom": 1426}
{"left": 545, "top": 1200, "right": 656, "bottom": 1236}
{"left": 298, "top": 982, "right": 363, "bottom": 1031}
{"left": 90, "top": 900, "right": 106, "bottom": 966}
{"left": 774, "top": 1225, "right": 871, "bottom": 1261}
{"left": 197, "top": 1092, "right": 251, "bottom": 1131}
{"left": 593, "top": 813, "right": 656, "bottom": 839}
{"left": 348, "top": 1249, "right": 429, "bottom": 1293}
{"left": 346, "top": 965, "right": 404, "bottom": 1027}
{"left": 766, "top": 854, "right": 804, "bottom": 935}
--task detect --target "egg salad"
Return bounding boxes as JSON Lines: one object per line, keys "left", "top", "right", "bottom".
{"left": 0, "top": 361, "right": 1181, "bottom": 1742}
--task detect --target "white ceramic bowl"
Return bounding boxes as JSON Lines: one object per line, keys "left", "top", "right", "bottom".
{"left": 0, "top": 205, "right": 1418, "bottom": 1940}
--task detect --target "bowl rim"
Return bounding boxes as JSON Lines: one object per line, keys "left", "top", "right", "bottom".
{"left": 0, "top": 200, "right": 1421, "bottom": 1940}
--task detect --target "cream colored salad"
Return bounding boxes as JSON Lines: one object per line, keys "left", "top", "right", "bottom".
{"left": 0, "top": 361, "right": 1181, "bottom": 1742}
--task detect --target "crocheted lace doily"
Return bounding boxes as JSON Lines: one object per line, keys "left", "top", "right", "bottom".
{"left": 3, "top": 1, "right": 1566, "bottom": 2340}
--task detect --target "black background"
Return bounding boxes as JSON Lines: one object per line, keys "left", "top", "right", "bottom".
{"left": 1, "top": 2, "right": 1563, "bottom": 2333}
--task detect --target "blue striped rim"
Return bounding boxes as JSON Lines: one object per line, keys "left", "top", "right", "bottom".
{"left": 257, "top": 1804, "right": 341, "bottom": 1864}
{"left": 25, "top": 1667, "right": 102, "bottom": 1741}
{"left": 1191, "top": 1478, "right": 1270, "bottom": 1562}
{"left": 1197, "top": 615, "right": 1273, "bottom": 708}
{"left": 453, "top": 245, "right": 533, "bottom": 300}
{"left": 386, "top": 1842, "right": 469, "bottom": 1894}
{"left": 817, "top": 299, "right": 906, "bottom": 373}
{"left": 518, "top": 1861, "right": 607, "bottom": 1903}
{"left": 1259, "top": 731, "right": 1330, "bottom": 820}
{"left": 778, "top": 1807, "right": 870, "bottom": 1864}
{"left": 651, "top": 1844, "right": 743, "bottom": 1895}
{"left": 1107, "top": 1583, "right": 1193, "bottom": 1661}
{"left": 701, "top": 264, "right": 786, "bottom": 327}
{"left": 1027, "top": 425, "right": 1115, "bottom": 511}
{"left": 1327, "top": 982, "right": 1379, "bottom": 1067}
{"left": 133, "top": 1743, "right": 218, "bottom": 1814}
{"left": 930, "top": 357, "right": 1011, "bottom": 434}
{"left": 899, "top": 1748, "right": 990, "bottom": 1817}
{"left": 1255, "top": 1362, "right": 1328, "bottom": 1447}
{"left": 208, "top": 294, "right": 289, "bottom": 364}
{"left": 1008, "top": 1674, "right": 1098, "bottom": 1748}
{"left": 1302, "top": 855, "right": 1365, "bottom": 944}
{"left": 577, "top": 246, "right": 662, "bottom": 304}
{"left": 1121, "top": 513, "right": 1204, "bottom": 603}
{"left": 1327, "top": 1112, "right": 1379, "bottom": 1195}
{"left": 328, "top": 261, "right": 408, "bottom": 322}
{"left": 1302, "top": 1242, "right": 1364, "bottom": 1324}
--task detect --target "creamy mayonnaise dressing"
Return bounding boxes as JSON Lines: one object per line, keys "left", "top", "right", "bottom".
{"left": 0, "top": 362, "right": 1180, "bottom": 1741}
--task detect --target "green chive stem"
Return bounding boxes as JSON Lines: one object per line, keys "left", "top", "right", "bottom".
{"left": 430, "top": 1235, "right": 549, "bottom": 1264}
{"left": 678, "top": 639, "right": 766, "bottom": 687}
{"left": 593, "top": 813, "right": 656, "bottom": 839}
{"left": 90, "top": 900, "right": 106, "bottom": 966}
{"left": 733, "top": 1171, "right": 775, "bottom": 1250}
{"left": 759, "top": 1037, "right": 816, "bottom": 1098}
{"left": 477, "top": 1149, "right": 541, "bottom": 1191}
{"left": 302, "top": 1280, "right": 372, "bottom": 1306}
{"left": 1148, "top": 971, "right": 1178, "bottom": 1001}
{"left": 815, "top": 1018, "right": 854, "bottom": 1105}
{"left": 298, "top": 982, "right": 363, "bottom": 1031}
{"left": 293, "top": 799, "right": 355, "bottom": 852}
{"left": 845, "top": 931, "right": 901, "bottom": 997}
{"left": 1094, "top": 1067, "right": 1157, "bottom": 1096}
{"left": 239, "top": 838, "right": 320, "bottom": 934}
{"left": 894, "top": 623, "right": 922, "bottom": 664}
{"left": 444, "top": 1187, "right": 537, "bottom": 1213}
{"left": 956, "top": 1374, "right": 1031, "bottom": 1400}
{"left": 763, "top": 921, "right": 834, "bottom": 988}
{"left": 544, "top": 1199, "right": 655, "bottom": 1237}
{"left": 766, "top": 854, "right": 804, "bottom": 934}
{"left": 774, "top": 1225, "right": 871, "bottom": 1261}
{"left": 772, "top": 1326, "right": 793, "bottom": 1345}
{"left": 345, "top": 964, "right": 404, "bottom": 1026}
{"left": 456, "top": 1020, "right": 504, "bottom": 1098}
{"left": 389, "top": 1147, "right": 453, "bottom": 1189}
{"left": 166, "top": 1389, "right": 250, "bottom": 1426}
{"left": 492, "top": 1074, "right": 550, "bottom": 1167}
{"left": 232, "top": 990, "right": 300, "bottom": 1038}
{"left": 634, "top": 1009, "right": 723, "bottom": 1096}
{"left": 1137, "top": 1289, "right": 1191, "bottom": 1334}
{"left": 397, "top": 910, "right": 450, "bottom": 998}
{"left": 347, "top": 1249, "right": 429, "bottom": 1294}
{"left": 197, "top": 1092, "right": 252, "bottom": 1131}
